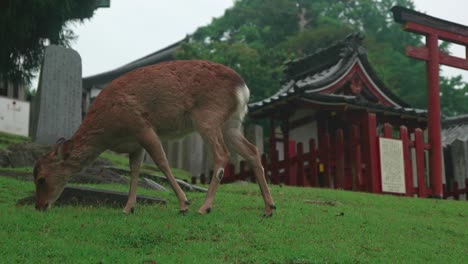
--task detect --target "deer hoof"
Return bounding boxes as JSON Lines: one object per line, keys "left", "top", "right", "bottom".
{"left": 123, "top": 207, "right": 135, "bottom": 215}
{"left": 197, "top": 207, "right": 211, "bottom": 215}
{"left": 179, "top": 209, "right": 189, "bottom": 215}
{"left": 263, "top": 212, "right": 273, "bottom": 218}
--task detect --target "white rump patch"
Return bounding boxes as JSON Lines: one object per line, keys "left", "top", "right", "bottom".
{"left": 224, "top": 83, "right": 250, "bottom": 130}
{"left": 235, "top": 84, "right": 250, "bottom": 121}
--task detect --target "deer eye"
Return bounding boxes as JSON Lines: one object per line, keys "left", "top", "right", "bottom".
{"left": 37, "top": 178, "right": 46, "bottom": 184}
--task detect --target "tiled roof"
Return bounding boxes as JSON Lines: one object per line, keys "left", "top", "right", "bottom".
{"left": 249, "top": 33, "right": 422, "bottom": 117}
{"left": 82, "top": 40, "right": 185, "bottom": 91}
{"left": 442, "top": 114, "right": 468, "bottom": 146}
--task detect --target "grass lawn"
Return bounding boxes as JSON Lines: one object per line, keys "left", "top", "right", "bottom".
{"left": 1, "top": 175, "right": 467, "bottom": 263}
{"left": 0, "top": 131, "right": 30, "bottom": 150}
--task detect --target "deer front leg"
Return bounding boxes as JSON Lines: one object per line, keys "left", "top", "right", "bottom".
{"left": 123, "top": 149, "right": 145, "bottom": 214}
{"left": 136, "top": 128, "right": 189, "bottom": 213}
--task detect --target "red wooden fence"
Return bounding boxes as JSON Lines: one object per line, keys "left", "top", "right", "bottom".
{"left": 201, "top": 122, "right": 467, "bottom": 201}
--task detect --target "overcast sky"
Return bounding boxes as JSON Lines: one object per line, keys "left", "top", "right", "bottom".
{"left": 67, "top": 0, "right": 468, "bottom": 81}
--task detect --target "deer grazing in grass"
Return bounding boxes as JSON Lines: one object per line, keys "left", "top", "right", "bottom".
{"left": 33, "top": 60, "right": 276, "bottom": 216}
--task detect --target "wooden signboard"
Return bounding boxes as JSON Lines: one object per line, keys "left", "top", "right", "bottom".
{"left": 379, "top": 138, "right": 406, "bottom": 194}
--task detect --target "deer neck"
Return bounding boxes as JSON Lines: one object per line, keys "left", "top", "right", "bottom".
{"left": 64, "top": 132, "right": 105, "bottom": 173}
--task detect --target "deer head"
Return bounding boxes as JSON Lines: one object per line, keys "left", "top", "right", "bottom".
{"left": 33, "top": 138, "right": 74, "bottom": 211}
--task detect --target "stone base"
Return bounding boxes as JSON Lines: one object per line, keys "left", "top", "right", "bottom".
{"left": 17, "top": 185, "right": 166, "bottom": 208}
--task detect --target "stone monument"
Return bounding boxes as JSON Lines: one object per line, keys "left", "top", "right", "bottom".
{"left": 450, "top": 139, "right": 468, "bottom": 190}
{"left": 30, "top": 45, "right": 82, "bottom": 145}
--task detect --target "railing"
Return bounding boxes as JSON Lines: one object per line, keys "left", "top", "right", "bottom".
{"left": 192, "top": 122, "right": 466, "bottom": 201}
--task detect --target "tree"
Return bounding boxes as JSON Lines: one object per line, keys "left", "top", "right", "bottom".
{"left": 177, "top": 1, "right": 423, "bottom": 103}
{"left": 440, "top": 76, "right": 468, "bottom": 116}
{"left": 0, "top": 0, "right": 100, "bottom": 85}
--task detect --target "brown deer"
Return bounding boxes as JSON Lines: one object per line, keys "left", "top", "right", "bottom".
{"left": 33, "top": 60, "right": 276, "bottom": 216}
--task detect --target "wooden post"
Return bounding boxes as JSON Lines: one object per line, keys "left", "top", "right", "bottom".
{"left": 287, "top": 141, "right": 297, "bottom": 186}
{"left": 309, "top": 139, "right": 318, "bottom": 187}
{"left": 399, "top": 126, "right": 414, "bottom": 197}
{"left": 362, "top": 113, "right": 380, "bottom": 193}
{"left": 271, "top": 150, "right": 279, "bottom": 184}
{"left": 383, "top": 123, "right": 393, "bottom": 138}
{"left": 297, "top": 142, "right": 304, "bottom": 187}
{"left": 335, "top": 129, "right": 345, "bottom": 189}
{"left": 321, "top": 133, "right": 332, "bottom": 188}
{"left": 350, "top": 125, "right": 363, "bottom": 191}
{"left": 414, "top": 129, "right": 426, "bottom": 197}
{"left": 426, "top": 34, "right": 443, "bottom": 198}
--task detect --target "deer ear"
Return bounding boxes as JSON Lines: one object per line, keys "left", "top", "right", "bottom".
{"left": 57, "top": 139, "right": 74, "bottom": 161}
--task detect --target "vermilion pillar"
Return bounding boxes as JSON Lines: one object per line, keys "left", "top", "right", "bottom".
{"left": 425, "top": 34, "right": 443, "bottom": 197}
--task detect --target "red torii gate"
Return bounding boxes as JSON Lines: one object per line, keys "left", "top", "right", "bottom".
{"left": 392, "top": 6, "right": 468, "bottom": 198}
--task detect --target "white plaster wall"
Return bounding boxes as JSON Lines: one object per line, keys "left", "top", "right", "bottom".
{"left": 0, "top": 96, "right": 30, "bottom": 136}
{"left": 289, "top": 109, "right": 318, "bottom": 153}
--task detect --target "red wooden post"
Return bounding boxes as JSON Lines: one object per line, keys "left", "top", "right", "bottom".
{"left": 320, "top": 133, "right": 332, "bottom": 188}
{"left": 414, "top": 129, "right": 426, "bottom": 197}
{"left": 426, "top": 33, "right": 443, "bottom": 198}
{"left": 335, "top": 129, "right": 345, "bottom": 189}
{"left": 317, "top": 116, "right": 332, "bottom": 188}
{"left": 287, "top": 141, "right": 297, "bottom": 186}
{"left": 400, "top": 126, "right": 414, "bottom": 196}
{"left": 350, "top": 125, "right": 363, "bottom": 191}
{"left": 271, "top": 150, "right": 279, "bottom": 184}
{"left": 297, "top": 142, "right": 305, "bottom": 187}
{"left": 383, "top": 123, "right": 393, "bottom": 138}
{"left": 222, "top": 163, "right": 233, "bottom": 184}
{"left": 362, "top": 113, "right": 380, "bottom": 193}
{"left": 309, "top": 139, "right": 318, "bottom": 187}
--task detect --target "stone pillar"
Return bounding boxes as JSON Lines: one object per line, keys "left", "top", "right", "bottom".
{"left": 31, "top": 45, "right": 82, "bottom": 144}
{"left": 245, "top": 124, "right": 264, "bottom": 154}
{"left": 450, "top": 139, "right": 468, "bottom": 191}
{"left": 182, "top": 133, "right": 204, "bottom": 177}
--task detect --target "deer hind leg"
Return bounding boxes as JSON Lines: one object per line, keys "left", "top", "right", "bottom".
{"left": 136, "top": 127, "right": 189, "bottom": 213}
{"left": 197, "top": 128, "right": 230, "bottom": 214}
{"left": 123, "top": 148, "right": 145, "bottom": 214}
{"left": 224, "top": 125, "right": 276, "bottom": 217}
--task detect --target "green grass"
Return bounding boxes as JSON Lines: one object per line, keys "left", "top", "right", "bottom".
{"left": 1, "top": 176, "right": 467, "bottom": 263}
{"left": 0, "top": 131, "right": 30, "bottom": 150}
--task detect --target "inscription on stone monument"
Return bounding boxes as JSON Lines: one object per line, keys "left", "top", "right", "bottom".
{"left": 379, "top": 138, "right": 406, "bottom": 194}
{"left": 31, "top": 45, "right": 82, "bottom": 144}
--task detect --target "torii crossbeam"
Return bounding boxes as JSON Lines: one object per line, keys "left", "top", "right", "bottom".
{"left": 392, "top": 6, "right": 468, "bottom": 198}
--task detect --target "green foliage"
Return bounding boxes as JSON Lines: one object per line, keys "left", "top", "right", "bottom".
{"left": 177, "top": 0, "right": 468, "bottom": 114}
{"left": 0, "top": 0, "right": 98, "bottom": 84}
{"left": 1, "top": 176, "right": 467, "bottom": 263}
{"left": 440, "top": 75, "right": 468, "bottom": 117}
